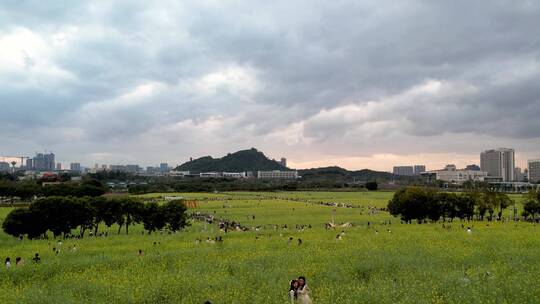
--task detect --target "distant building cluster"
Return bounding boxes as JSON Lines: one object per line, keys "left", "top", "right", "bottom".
{"left": 421, "top": 165, "right": 488, "bottom": 183}
{"left": 28, "top": 153, "right": 56, "bottom": 171}
{"left": 1, "top": 150, "right": 301, "bottom": 182}
{"left": 397, "top": 147, "right": 538, "bottom": 185}
{"left": 0, "top": 152, "right": 176, "bottom": 178}
{"left": 1, "top": 152, "right": 56, "bottom": 172}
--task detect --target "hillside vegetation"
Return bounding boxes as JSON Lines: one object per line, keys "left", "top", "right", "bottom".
{"left": 175, "top": 148, "right": 287, "bottom": 173}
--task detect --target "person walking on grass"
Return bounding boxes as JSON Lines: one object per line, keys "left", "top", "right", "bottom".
{"left": 296, "top": 276, "right": 312, "bottom": 304}
{"left": 15, "top": 257, "right": 23, "bottom": 266}
{"left": 289, "top": 279, "right": 299, "bottom": 303}
{"left": 5, "top": 257, "right": 11, "bottom": 268}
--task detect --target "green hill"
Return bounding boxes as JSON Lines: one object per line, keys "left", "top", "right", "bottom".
{"left": 176, "top": 148, "right": 288, "bottom": 173}
{"left": 298, "top": 166, "right": 408, "bottom": 182}
{"left": 176, "top": 149, "right": 411, "bottom": 182}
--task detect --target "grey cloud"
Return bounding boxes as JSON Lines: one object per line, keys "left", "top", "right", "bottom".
{"left": 1, "top": 1, "right": 539, "bottom": 166}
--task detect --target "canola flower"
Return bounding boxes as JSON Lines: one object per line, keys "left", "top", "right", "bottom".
{"left": 0, "top": 191, "right": 538, "bottom": 303}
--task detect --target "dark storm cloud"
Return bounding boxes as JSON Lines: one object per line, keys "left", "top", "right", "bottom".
{"left": 1, "top": 0, "right": 539, "bottom": 166}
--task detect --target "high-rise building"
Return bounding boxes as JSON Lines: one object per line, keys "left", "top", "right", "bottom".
{"left": 25, "top": 158, "right": 33, "bottom": 169}
{"left": 70, "top": 163, "right": 81, "bottom": 172}
{"left": 160, "top": 163, "right": 170, "bottom": 173}
{"left": 280, "top": 158, "right": 287, "bottom": 167}
{"left": 393, "top": 166, "right": 414, "bottom": 176}
{"left": 480, "top": 148, "right": 515, "bottom": 182}
{"left": 515, "top": 167, "right": 521, "bottom": 181}
{"left": 514, "top": 167, "right": 528, "bottom": 182}
{"left": 56, "top": 163, "right": 62, "bottom": 170}
{"left": 413, "top": 165, "right": 426, "bottom": 175}
{"left": 528, "top": 159, "right": 540, "bottom": 183}
{"left": 32, "top": 153, "right": 55, "bottom": 171}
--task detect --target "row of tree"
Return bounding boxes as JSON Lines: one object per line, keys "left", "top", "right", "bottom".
{"left": 127, "top": 178, "right": 303, "bottom": 194}
{"left": 387, "top": 187, "right": 520, "bottom": 222}
{"left": 0, "top": 179, "right": 107, "bottom": 200}
{"left": 128, "top": 178, "right": 382, "bottom": 194}
{"left": 2, "top": 196, "right": 188, "bottom": 239}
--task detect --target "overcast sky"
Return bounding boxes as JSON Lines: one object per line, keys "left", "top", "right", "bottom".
{"left": 1, "top": 1, "right": 539, "bottom": 171}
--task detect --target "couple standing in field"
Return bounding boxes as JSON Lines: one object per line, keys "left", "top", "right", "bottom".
{"left": 289, "top": 276, "right": 312, "bottom": 304}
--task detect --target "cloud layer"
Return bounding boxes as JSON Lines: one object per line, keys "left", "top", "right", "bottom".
{"left": 1, "top": 1, "right": 539, "bottom": 170}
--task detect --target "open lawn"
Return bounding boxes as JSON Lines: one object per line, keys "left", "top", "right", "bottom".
{"left": 0, "top": 191, "right": 538, "bottom": 303}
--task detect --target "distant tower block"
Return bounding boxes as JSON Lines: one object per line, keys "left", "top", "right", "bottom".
{"left": 280, "top": 157, "right": 287, "bottom": 167}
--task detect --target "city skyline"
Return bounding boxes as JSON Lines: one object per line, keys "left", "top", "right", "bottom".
{"left": 1, "top": 146, "right": 536, "bottom": 173}
{"left": 1, "top": 2, "right": 540, "bottom": 171}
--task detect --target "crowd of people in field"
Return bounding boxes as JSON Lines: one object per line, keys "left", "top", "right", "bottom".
{"left": 5, "top": 253, "right": 43, "bottom": 267}
{"left": 5, "top": 253, "right": 41, "bottom": 268}
{"left": 4, "top": 239, "right": 82, "bottom": 269}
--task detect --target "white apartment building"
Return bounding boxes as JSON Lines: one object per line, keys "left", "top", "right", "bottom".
{"left": 480, "top": 148, "right": 515, "bottom": 182}
{"left": 169, "top": 170, "right": 190, "bottom": 177}
{"left": 200, "top": 172, "right": 221, "bottom": 178}
{"left": 257, "top": 170, "right": 298, "bottom": 179}
{"left": 222, "top": 172, "right": 247, "bottom": 178}
{"left": 529, "top": 159, "right": 540, "bottom": 183}
{"left": 432, "top": 169, "right": 488, "bottom": 183}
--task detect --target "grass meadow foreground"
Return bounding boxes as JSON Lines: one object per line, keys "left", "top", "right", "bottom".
{"left": 1, "top": 191, "right": 539, "bottom": 303}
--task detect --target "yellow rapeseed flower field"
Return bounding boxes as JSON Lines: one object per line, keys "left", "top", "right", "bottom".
{"left": 0, "top": 191, "right": 537, "bottom": 303}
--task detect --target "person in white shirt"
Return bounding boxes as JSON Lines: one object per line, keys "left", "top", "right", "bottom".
{"left": 5, "top": 257, "right": 11, "bottom": 268}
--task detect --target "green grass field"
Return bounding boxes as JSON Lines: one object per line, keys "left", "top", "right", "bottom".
{"left": 1, "top": 191, "right": 538, "bottom": 303}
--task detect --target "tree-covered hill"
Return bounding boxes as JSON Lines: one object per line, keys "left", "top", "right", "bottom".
{"left": 175, "top": 148, "right": 287, "bottom": 173}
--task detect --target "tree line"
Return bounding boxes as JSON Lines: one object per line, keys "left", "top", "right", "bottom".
{"left": 386, "top": 187, "right": 534, "bottom": 223}
{"left": 0, "top": 178, "right": 107, "bottom": 201}
{"left": 127, "top": 178, "right": 302, "bottom": 194}
{"left": 2, "top": 196, "right": 188, "bottom": 239}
